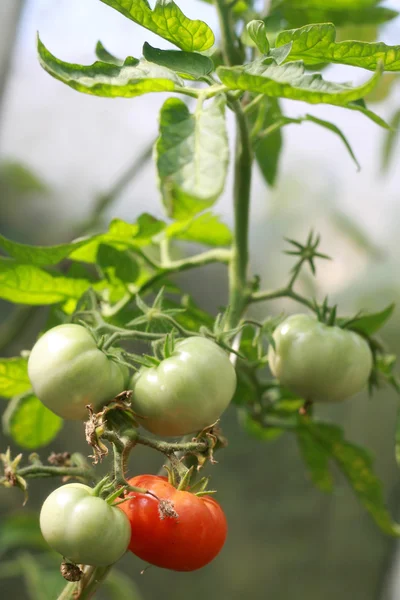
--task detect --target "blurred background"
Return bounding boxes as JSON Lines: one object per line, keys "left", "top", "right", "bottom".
{"left": 1, "top": 0, "right": 400, "bottom": 599}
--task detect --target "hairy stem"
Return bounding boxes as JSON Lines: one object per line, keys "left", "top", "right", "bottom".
{"left": 250, "top": 287, "right": 315, "bottom": 311}
{"left": 57, "top": 566, "right": 112, "bottom": 600}
{"left": 16, "top": 464, "right": 93, "bottom": 480}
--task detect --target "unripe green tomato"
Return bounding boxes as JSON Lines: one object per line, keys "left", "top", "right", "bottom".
{"left": 39, "top": 483, "right": 131, "bottom": 566}
{"left": 130, "top": 336, "right": 237, "bottom": 436}
{"left": 28, "top": 324, "right": 128, "bottom": 420}
{"left": 268, "top": 314, "right": 373, "bottom": 403}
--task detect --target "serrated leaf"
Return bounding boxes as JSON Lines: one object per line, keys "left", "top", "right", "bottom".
{"left": 302, "top": 420, "right": 400, "bottom": 536}
{"left": 217, "top": 58, "right": 382, "bottom": 108}
{"left": 156, "top": 96, "right": 229, "bottom": 219}
{"left": 246, "top": 20, "right": 270, "bottom": 54}
{"left": 143, "top": 42, "right": 213, "bottom": 80}
{"left": 341, "top": 303, "right": 394, "bottom": 335}
{"left": 0, "top": 358, "right": 30, "bottom": 400}
{"left": 0, "top": 259, "right": 100, "bottom": 305}
{"left": 99, "top": 0, "right": 214, "bottom": 52}
{"left": 38, "top": 37, "right": 182, "bottom": 98}
{"left": 3, "top": 393, "right": 63, "bottom": 449}
{"left": 297, "top": 426, "right": 334, "bottom": 492}
{"left": 95, "top": 41, "right": 123, "bottom": 65}
{"left": 166, "top": 211, "right": 232, "bottom": 246}
{"left": 276, "top": 23, "right": 400, "bottom": 71}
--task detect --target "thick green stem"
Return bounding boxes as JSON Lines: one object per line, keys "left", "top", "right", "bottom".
{"left": 213, "top": 0, "right": 242, "bottom": 65}
{"left": 227, "top": 99, "right": 253, "bottom": 328}
{"left": 250, "top": 287, "right": 316, "bottom": 312}
{"left": 16, "top": 464, "right": 93, "bottom": 480}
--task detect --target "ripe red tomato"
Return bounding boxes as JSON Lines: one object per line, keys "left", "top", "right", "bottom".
{"left": 120, "top": 475, "right": 227, "bottom": 571}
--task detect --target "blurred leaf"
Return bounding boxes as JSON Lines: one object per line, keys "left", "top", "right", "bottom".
{"left": 297, "top": 426, "right": 334, "bottom": 492}
{"left": 134, "top": 213, "right": 166, "bottom": 241}
{"left": 233, "top": 369, "right": 259, "bottom": 406}
{"left": 103, "top": 569, "right": 144, "bottom": 600}
{"left": 0, "top": 358, "right": 30, "bottom": 399}
{"left": 246, "top": 20, "right": 270, "bottom": 54}
{"left": 166, "top": 212, "right": 232, "bottom": 246}
{"left": 217, "top": 59, "right": 382, "bottom": 109}
{"left": 331, "top": 210, "right": 383, "bottom": 259}
{"left": 366, "top": 73, "right": 398, "bottom": 103}
{"left": 95, "top": 41, "right": 123, "bottom": 65}
{"left": 0, "top": 161, "right": 48, "bottom": 197}
{"left": 156, "top": 97, "right": 229, "bottom": 219}
{"left": 163, "top": 294, "right": 214, "bottom": 332}
{"left": 0, "top": 259, "right": 103, "bottom": 305}
{"left": 276, "top": 23, "right": 400, "bottom": 71}
{"left": 3, "top": 393, "right": 63, "bottom": 449}
{"left": 382, "top": 109, "right": 400, "bottom": 173}
{"left": 341, "top": 303, "right": 395, "bottom": 335}
{"left": 97, "top": 244, "right": 139, "bottom": 284}
{"left": 240, "top": 410, "right": 284, "bottom": 442}
{"left": 99, "top": 0, "right": 214, "bottom": 52}
{"left": 251, "top": 97, "right": 284, "bottom": 187}
{"left": 304, "top": 114, "right": 360, "bottom": 169}
{"left": 373, "top": 353, "right": 400, "bottom": 395}
{"left": 395, "top": 407, "right": 400, "bottom": 469}
{"left": 38, "top": 37, "right": 182, "bottom": 99}
{"left": 143, "top": 42, "right": 213, "bottom": 79}
{"left": 0, "top": 233, "right": 100, "bottom": 266}
{"left": 301, "top": 419, "right": 400, "bottom": 536}
{"left": 0, "top": 513, "right": 46, "bottom": 557}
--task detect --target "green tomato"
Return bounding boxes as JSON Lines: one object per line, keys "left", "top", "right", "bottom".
{"left": 28, "top": 324, "right": 128, "bottom": 420}
{"left": 40, "top": 483, "right": 131, "bottom": 566}
{"left": 268, "top": 314, "right": 373, "bottom": 403}
{"left": 130, "top": 336, "right": 237, "bottom": 436}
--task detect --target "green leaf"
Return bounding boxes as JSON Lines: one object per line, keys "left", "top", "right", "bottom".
{"left": 0, "top": 259, "right": 100, "bottom": 305}
{"left": 0, "top": 161, "right": 49, "bottom": 197}
{"left": 305, "top": 114, "right": 360, "bottom": 169}
{"left": 99, "top": 0, "right": 214, "bottom": 52}
{"left": 217, "top": 59, "right": 382, "bottom": 108}
{"left": 97, "top": 244, "right": 139, "bottom": 283}
{"left": 37, "top": 37, "right": 182, "bottom": 98}
{"left": 240, "top": 411, "right": 283, "bottom": 442}
{"left": 103, "top": 569, "right": 144, "bottom": 600}
{"left": 0, "top": 358, "right": 30, "bottom": 400}
{"left": 95, "top": 41, "right": 123, "bottom": 65}
{"left": 166, "top": 212, "right": 232, "bottom": 246}
{"left": 143, "top": 42, "right": 213, "bottom": 80}
{"left": 3, "top": 393, "right": 63, "bottom": 449}
{"left": 297, "top": 426, "right": 334, "bottom": 492}
{"left": 0, "top": 513, "right": 47, "bottom": 557}
{"left": 251, "top": 97, "right": 284, "bottom": 186}
{"left": 382, "top": 109, "right": 400, "bottom": 173}
{"left": 0, "top": 233, "right": 98, "bottom": 266}
{"left": 341, "top": 303, "right": 395, "bottom": 335}
{"left": 246, "top": 20, "right": 270, "bottom": 54}
{"left": 276, "top": 23, "right": 400, "bottom": 71}
{"left": 301, "top": 420, "right": 400, "bottom": 536}
{"left": 156, "top": 96, "right": 229, "bottom": 219}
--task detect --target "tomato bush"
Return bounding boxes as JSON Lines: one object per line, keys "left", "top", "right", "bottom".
{"left": 28, "top": 324, "right": 128, "bottom": 420}
{"left": 119, "top": 475, "right": 227, "bottom": 571}
{"left": 268, "top": 314, "right": 373, "bottom": 403}
{"left": 39, "top": 483, "right": 131, "bottom": 566}
{"left": 130, "top": 336, "right": 237, "bottom": 436}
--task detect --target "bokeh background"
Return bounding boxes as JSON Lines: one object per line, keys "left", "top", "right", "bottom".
{"left": 1, "top": 1, "right": 400, "bottom": 599}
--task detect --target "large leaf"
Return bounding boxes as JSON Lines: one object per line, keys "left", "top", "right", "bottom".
{"left": 37, "top": 37, "right": 182, "bottom": 98}
{"left": 301, "top": 420, "right": 400, "bottom": 536}
{"left": 0, "top": 234, "right": 96, "bottom": 266}
{"left": 217, "top": 58, "right": 382, "bottom": 107}
{"left": 156, "top": 97, "right": 229, "bottom": 219}
{"left": 3, "top": 393, "right": 63, "bottom": 449}
{"left": 99, "top": 0, "right": 214, "bottom": 52}
{"left": 143, "top": 43, "right": 213, "bottom": 79}
{"left": 276, "top": 23, "right": 400, "bottom": 71}
{"left": 340, "top": 303, "right": 395, "bottom": 336}
{"left": 166, "top": 212, "right": 232, "bottom": 246}
{"left": 382, "top": 109, "right": 400, "bottom": 173}
{"left": 0, "top": 358, "right": 30, "bottom": 399}
{"left": 297, "top": 426, "right": 334, "bottom": 492}
{"left": 0, "top": 259, "right": 99, "bottom": 305}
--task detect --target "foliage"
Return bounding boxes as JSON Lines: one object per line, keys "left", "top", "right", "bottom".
{"left": 1, "top": 0, "right": 400, "bottom": 598}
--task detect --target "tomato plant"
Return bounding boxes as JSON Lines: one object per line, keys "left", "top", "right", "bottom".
{"left": 39, "top": 483, "right": 131, "bottom": 566}
{"left": 1, "top": 1, "right": 400, "bottom": 599}
{"left": 268, "top": 314, "right": 373, "bottom": 403}
{"left": 130, "top": 336, "right": 237, "bottom": 436}
{"left": 119, "top": 475, "right": 227, "bottom": 571}
{"left": 28, "top": 324, "right": 128, "bottom": 420}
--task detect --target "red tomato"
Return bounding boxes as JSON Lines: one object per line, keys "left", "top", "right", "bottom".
{"left": 120, "top": 475, "right": 227, "bottom": 571}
